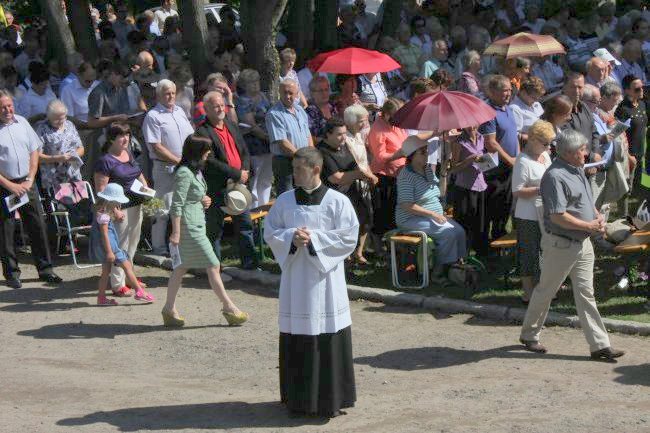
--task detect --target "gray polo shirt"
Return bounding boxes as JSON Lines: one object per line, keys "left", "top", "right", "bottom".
{"left": 265, "top": 102, "right": 310, "bottom": 156}
{"left": 540, "top": 157, "right": 596, "bottom": 241}
{"left": 88, "top": 80, "right": 141, "bottom": 120}
{"left": 0, "top": 115, "right": 42, "bottom": 180}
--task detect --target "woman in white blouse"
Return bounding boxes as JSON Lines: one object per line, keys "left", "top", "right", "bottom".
{"left": 511, "top": 120, "right": 555, "bottom": 303}
{"left": 510, "top": 76, "right": 545, "bottom": 141}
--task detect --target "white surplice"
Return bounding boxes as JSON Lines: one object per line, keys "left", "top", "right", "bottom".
{"left": 264, "top": 188, "right": 359, "bottom": 336}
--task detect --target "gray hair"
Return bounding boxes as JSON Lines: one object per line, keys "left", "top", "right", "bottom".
{"left": 280, "top": 78, "right": 298, "bottom": 90}
{"left": 555, "top": 129, "right": 588, "bottom": 156}
{"left": 486, "top": 74, "right": 511, "bottom": 91}
{"left": 203, "top": 90, "right": 224, "bottom": 106}
{"left": 46, "top": 99, "right": 67, "bottom": 119}
{"left": 308, "top": 76, "right": 329, "bottom": 92}
{"left": 462, "top": 50, "right": 481, "bottom": 70}
{"left": 582, "top": 84, "right": 599, "bottom": 102}
{"left": 294, "top": 146, "right": 323, "bottom": 169}
{"left": 155, "top": 78, "right": 176, "bottom": 99}
{"left": 0, "top": 89, "right": 13, "bottom": 101}
{"left": 343, "top": 104, "right": 369, "bottom": 127}
{"left": 206, "top": 72, "right": 227, "bottom": 87}
{"left": 600, "top": 81, "right": 622, "bottom": 99}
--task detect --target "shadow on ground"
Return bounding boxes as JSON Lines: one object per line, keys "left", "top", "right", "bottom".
{"left": 613, "top": 363, "right": 650, "bottom": 386}
{"left": 355, "top": 346, "right": 590, "bottom": 370}
{"left": 57, "top": 401, "right": 329, "bottom": 431}
{"left": 17, "top": 323, "right": 227, "bottom": 339}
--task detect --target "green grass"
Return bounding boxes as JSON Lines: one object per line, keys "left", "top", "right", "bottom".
{"left": 220, "top": 236, "right": 650, "bottom": 323}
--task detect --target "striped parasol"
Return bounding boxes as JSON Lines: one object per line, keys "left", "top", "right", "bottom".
{"left": 483, "top": 32, "right": 566, "bottom": 58}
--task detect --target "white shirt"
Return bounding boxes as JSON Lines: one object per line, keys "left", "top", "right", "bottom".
{"left": 142, "top": 103, "right": 194, "bottom": 160}
{"left": 60, "top": 78, "right": 99, "bottom": 123}
{"left": 154, "top": 8, "right": 178, "bottom": 33}
{"left": 0, "top": 115, "right": 42, "bottom": 179}
{"left": 15, "top": 87, "right": 56, "bottom": 119}
{"left": 510, "top": 96, "right": 544, "bottom": 133}
{"left": 512, "top": 151, "right": 551, "bottom": 221}
{"left": 264, "top": 187, "right": 359, "bottom": 335}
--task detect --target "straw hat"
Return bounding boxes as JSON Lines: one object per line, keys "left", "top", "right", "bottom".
{"left": 220, "top": 180, "right": 253, "bottom": 215}
{"left": 401, "top": 135, "right": 429, "bottom": 157}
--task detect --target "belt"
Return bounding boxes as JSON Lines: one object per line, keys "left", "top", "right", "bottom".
{"left": 545, "top": 231, "right": 583, "bottom": 244}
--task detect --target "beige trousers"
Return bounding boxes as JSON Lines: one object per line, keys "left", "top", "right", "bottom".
{"left": 520, "top": 233, "right": 610, "bottom": 352}
{"left": 110, "top": 205, "right": 143, "bottom": 289}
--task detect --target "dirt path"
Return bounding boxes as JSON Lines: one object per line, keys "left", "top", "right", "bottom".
{"left": 2, "top": 263, "right": 650, "bottom": 433}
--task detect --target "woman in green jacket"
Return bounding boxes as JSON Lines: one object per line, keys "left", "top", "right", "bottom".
{"left": 162, "top": 134, "right": 248, "bottom": 327}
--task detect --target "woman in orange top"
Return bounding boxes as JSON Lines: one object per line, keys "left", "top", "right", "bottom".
{"left": 367, "top": 98, "right": 408, "bottom": 237}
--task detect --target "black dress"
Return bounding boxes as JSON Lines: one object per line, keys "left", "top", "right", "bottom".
{"left": 317, "top": 141, "right": 372, "bottom": 228}
{"left": 278, "top": 184, "right": 357, "bottom": 417}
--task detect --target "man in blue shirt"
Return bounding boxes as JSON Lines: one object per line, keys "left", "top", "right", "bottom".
{"left": 265, "top": 80, "right": 313, "bottom": 195}
{"left": 478, "top": 74, "right": 520, "bottom": 241}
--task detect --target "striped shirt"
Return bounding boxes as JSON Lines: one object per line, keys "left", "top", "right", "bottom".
{"left": 395, "top": 164, "right": 444, "bottom": 226}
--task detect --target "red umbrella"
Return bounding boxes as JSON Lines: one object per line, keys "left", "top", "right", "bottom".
{"left": 307, "top": 47, "right": 401, "bottom": 74}
{"left": 392, "top": 91, "right": 496, "bottom": 132}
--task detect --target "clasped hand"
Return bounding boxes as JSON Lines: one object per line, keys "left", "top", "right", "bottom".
{"left": 292, "top": 227, "right": 311, "bottom": 248}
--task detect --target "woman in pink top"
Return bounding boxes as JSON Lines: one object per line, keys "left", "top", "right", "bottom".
{"left": 367, "top": 98, "right": 408, "bottom": 237}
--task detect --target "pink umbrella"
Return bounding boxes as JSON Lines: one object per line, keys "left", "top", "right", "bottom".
{"left": 392, "top": 90, "right": 496, "bottom": 132}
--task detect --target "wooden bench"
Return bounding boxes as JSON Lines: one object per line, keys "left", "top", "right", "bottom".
{"left": 489, "top": 231, "right": 518, "bottom": 287}
{"left": 223, "top": 200, "right": 275, "bottom": 261}
{"left": 614, "top": 223, "right": 650, "bottom": 254}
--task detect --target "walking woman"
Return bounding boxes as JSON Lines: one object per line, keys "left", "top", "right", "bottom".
{"left": 162, "top": 134, "right": 248, "bottom": 327}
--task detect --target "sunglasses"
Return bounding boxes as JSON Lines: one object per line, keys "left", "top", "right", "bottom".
{"left": 633, "top": 87, "right": 643, "bottom": 93}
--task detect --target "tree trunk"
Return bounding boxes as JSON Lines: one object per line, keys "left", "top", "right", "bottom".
{"left": 38, "top": 0, "right": 77, "bottom": 76}
{"left": 380, "top": 0, "right": 404, "bottom": 40}
{"left": 313, "top": 0, "right": 338, "bottom": 53}
{"left": 177, "top": 0, "right": 211, "bottom": 86}
{"left": 67, "top": 0, "right": 98, "bottom": 63}
{"left": 286, "top": 0, "right": 314, "bottom": 66}
{"left": 240, "top": 0, "right": 288, "bottom": 102}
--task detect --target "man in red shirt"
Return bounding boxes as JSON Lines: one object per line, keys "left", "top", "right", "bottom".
{"left": 196, "top": 91, "right": 257, "bottom": 269}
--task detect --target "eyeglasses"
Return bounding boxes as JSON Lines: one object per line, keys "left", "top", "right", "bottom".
{"left": 583, "top": 99, "right": 601, "bottom": 104}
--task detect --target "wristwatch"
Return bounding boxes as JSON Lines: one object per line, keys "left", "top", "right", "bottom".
{"left": 25, "top": 177, "right": 33, "bottom": 182}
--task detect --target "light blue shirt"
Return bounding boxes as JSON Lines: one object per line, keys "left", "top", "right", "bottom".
{"left": 142, "top": 103, "right": 194, "bottom": 160}
{"left": 592, "top": 111, "right": 614, "bottom": 166}
{"left": 265, "top": 102, "right": 310, "bottom": 156}
{"left": 0, "top": 114, "right": 42, "bottom": 179}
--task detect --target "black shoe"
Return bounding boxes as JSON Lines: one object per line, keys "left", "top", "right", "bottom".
{"left": 519, "top": 338, "right": 547, "bottom": 353}
{"left": 39, "top": 273, "right": 63, "bottom": 284}
{"left": 590, "top": 347, "right": 625, "bottom": 361}
{"left": 6, "top": 277, "right": 21, "bottom": 289}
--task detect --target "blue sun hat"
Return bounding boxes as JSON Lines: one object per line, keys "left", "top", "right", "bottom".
{"left": 97, "top": 183, "right": 130, "bottom": 204}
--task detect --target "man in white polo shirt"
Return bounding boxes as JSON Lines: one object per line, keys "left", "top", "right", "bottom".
{"left": 0, "top": 90, "right": 62, "bottom": 288}
{"left": 142, "top": 79, "right": 194, "bottom": 256}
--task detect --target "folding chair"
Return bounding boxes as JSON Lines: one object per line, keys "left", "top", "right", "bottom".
{"left": 48, "top": 181, "right": 100, "bottom": 269}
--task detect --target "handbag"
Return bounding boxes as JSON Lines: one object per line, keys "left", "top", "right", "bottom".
{"left": 54, "top": 181, "right": 89, "bottom": 205}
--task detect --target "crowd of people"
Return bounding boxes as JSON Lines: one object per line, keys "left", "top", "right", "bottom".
{"left": 1, "top": 0, "right": 649, "bottom": 418}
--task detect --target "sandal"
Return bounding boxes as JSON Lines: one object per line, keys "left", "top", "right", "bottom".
{"left": 127, "top": 279, "right": 147, "bottom": 289}
{"left": 98, "top": 295, "right": 118, "bottom": 306}
{"left": 134, "top": 290, "right": 155, "bottom": 303}
{"left": 353, "top": 256, "right": 369, "bottom": 265}
{"left": 112, "top": 286, "right": 134, "bottom": 297}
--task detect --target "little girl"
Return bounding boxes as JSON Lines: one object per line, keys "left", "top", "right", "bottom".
{"left": 89, "top": 183, "right": 155, "bottom": 305}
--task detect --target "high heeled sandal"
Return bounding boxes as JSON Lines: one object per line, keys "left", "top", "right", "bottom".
{"left": 161, "top": 309, "right": 185, "bottom": 327}
{"left": 222, "top": 310, "right": 249, "bottom": 326}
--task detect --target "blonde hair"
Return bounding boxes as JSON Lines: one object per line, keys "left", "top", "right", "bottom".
{"left": 527, "top": 120, "right": 556, "bottom": 145}
{"left": 279, "top": 48, "right": 297, "bottom": 62}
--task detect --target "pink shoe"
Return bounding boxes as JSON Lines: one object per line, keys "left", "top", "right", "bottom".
{"left": 98, "top": 295, "right": 118, "bottom": 306}
{"left": 134, "top": 290, "right": 155, "bottom": 303}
